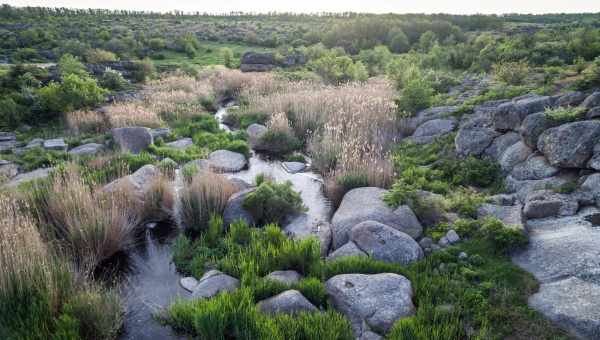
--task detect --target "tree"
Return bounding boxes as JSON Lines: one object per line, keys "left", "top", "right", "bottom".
{"left": 359, "top": 45, "right": 393, "bottom": 76}
{"left": 36, "top": 74, "right": 106, "bottom": 115}
{"left": 220, "top": 47, "right": 234, "bottom": 68}
{"left": 418, "top": 31, "right": 438, "bottom": 53}
{"left": 389, "top": 29, "right": 410, "bottom": 53}
{"left": 57, "top": 54, "right": 88, "bottom": 78}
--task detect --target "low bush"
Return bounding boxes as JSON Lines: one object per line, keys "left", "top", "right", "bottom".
{"left": 242, "top": 177, "right": 306, "bottom": 225}
{"left": 80, "top": 152, "right": 155, "bottom": 185}
{"left": 15, "top": 146, "right": 70, "bottom": 171}
{"left": 139, "top": 175, "right": 175, "bottom": 223}
{"left": 255, "top": 130, "right": 303, "bottom": 156}
{"left": 36, "top": 74, "right": 107, "bottom": 118}
{"left": 479, "top": 217, "right": 528, "bottom": 254}
{"left": 492, "top": 60, "right": 530, "bottom": 85}
{"left": 223, "top": 111, "right": 269, "bottom": 129}
{"left": 395, "top": 78, "right": 435, "bottom": 117}
{"left": 148, "top": 143, "right": 206, "bottom": 163}
{"left": 193, "top": 131, "right": 251, "bottom": 158}
{"left": 180, "top": 171, "right": 236, "bottom": 234}
{"left": 544, "top": 106, "right": 586, "bottom": 124}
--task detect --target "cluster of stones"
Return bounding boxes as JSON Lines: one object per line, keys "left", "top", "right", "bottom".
{"left": 407, "top": 91, "right": 600, "bottom": 339}
{"left": 0, "top": 131, "right": 106, "bottom": 189}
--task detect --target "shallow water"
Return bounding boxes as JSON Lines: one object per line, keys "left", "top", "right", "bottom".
{"left": 119, "top": 225, "right": 187, "bottom": 340}
{"left": 228, "top": 155, "right": 331, "bottom": 221}
{"left": 117, "top": 106, "right": 331, "bottom": 339}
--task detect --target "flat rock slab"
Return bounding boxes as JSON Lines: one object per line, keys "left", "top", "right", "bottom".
{"left": 282, "top": 161, "right": 306, "bottom": 174}
{"left": 208, "top": 150, "right": 247, "bottom": 173}
{"left": 43, "top": 138, "right": 68, "bottom": 151}
{"left": 2, "top": 168, "right": 53, "bottom": 189}
{"left": 69, "top": 143, "right": 105, "bottom": 156}
{"left": 512, "top": 208, "right": 600, "bottom": 338}
{"left": 165, "top": 138, "right": 193, "bottom": 150}
{"left": 326, "top": 273, "right": 415, "bottom": 336}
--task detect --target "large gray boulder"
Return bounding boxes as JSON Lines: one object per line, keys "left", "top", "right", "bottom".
{"left": 523, "top": 190, "right": 579, "bottom": 219}
{"left": 223, "top": 188, "right": 255, "bottom": 227}
{"left": 69, "top": 143, "right": 105, "bottom": 156}
{"left": 520, "top": 112, "right": 555, "bottom": 148}
{"left": 111, "top": 127, "right": 153, "bottom": 154}
{"left": 410, "top": 119, "right": 456, "bottom": 144}
{"left": 326, "top": 241, "right": 367, "bottom": 262}
{"left": 483, "top": 132, "right": 520, "bottom": 161}
{"left": 192, "top": 270, "right": 240, "bottom": 299}
{"left": 265, "top": 270, "right": 302, "bottom": 285}
{"left": 581, "top": 173, "right": 600, "bottom": 200}
{"left": 512, "top": 208, "right": 600, "bottom": 339}
{"left": 499, "top": 141, "right": 533, "bottom": 173}
{"left": 556, "top": 91, "right": 587, "bottom": 107}
{"left": 477, "top": 203, "right": 524, "bottom": 231}
{"left": 455, "top": 117, "right": 500, "bottom": 156}
{"left": 505, "top": 172, "right": 579, "bottom": 203}
{"left": 284, "top": 213, "right": 332, "bottom": 256}
{"left": 492, "top": 96, "right": 552, "bottom": 131}
{"left": 326, "top": 273, "right": 415, "bottom": 336}
{"left": 350, "top": 221, "right": 423, "bottom": 265}
{"left": 102, "top": 164, "right": 160, "bottom": 197}
{"left": 331, "top": 187, "right": 422, "bottom": 249}
{"left": 257, "top": 290, "right": 317, "bottom": 315}
{"left": 511, "top": 155, "right": 559, "bottom": 180}
{"left": 208, "top": 150, "right": 247, "bottom": 173}
{"left": 538, "top": 121, "right": 600, "bottom": 168}
{"left": 582, "top": 91, "right": 600, "bottom": 109}
{"left": 587, "top": 107, "right": 600, "bottom": 120}
{"left": 246, "top": 123, "right": 267, "bottom": 148}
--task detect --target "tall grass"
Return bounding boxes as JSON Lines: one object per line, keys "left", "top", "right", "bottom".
{"left": 105, "top": 102, "right": 164, "bottom": 128}
{"left": 139, "top": 174, "right": 176, "bottom": 223}
{"left": 180, "top": 170, "right": 237, "bottom": 234}
{"left": 65, "top": 109, "right": 110, "bottom": 134}
{"left": 27, "top": 165, "right": 139, "bottom": 270}
{"left": 238, "top": 77, "right": 399, "bottom": 189}
{"left": 0, "top": 193, "right": 123, "bottom": 339}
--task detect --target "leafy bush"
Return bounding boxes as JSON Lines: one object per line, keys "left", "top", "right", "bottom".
{"left": 193, "top": 131, "right": 250, "bottom": 158}
{"left": 255, "top": 130, "right": 303, "bottom": 157}
{"left": 148, "top": 143, "right": 206, "bottom": 163}
{"left": 492, "top": 60, "right": 530, "bottom": 85}
{"left": 576, "top": 57, "right": 600, "bottom": 90}
{"left": 16, "top": 146, "right": 70, "bottom": 171}
{"left": 223, "top": 111, "right": 269, "bottom": 129}
{"left": 544, "top": 106, "right": 586, "bottom": 124}
{"left": 242, "top": 178, "right": 306, "bottom": 225}
{"left": 36, "top": 74, "right": 107, "bottom": 116}
{"left": 395, "top": 78, "right": 435, "bottom": 117}
{"left": 100, "top": 69, "right": 128, "bottom": 91}
{"left": 85, "top": 48, "right": 117, "bottom": 63}
{"left": 479, "top": 217, "right": 528, "bottom": 254}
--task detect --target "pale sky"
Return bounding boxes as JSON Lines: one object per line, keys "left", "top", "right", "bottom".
{"left": 4, "top": 0, "right": 600, "bottom": 14}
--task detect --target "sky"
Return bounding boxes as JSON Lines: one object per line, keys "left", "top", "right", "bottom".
{"left": 4, "top": 0, "right": 600, "bottom": 14}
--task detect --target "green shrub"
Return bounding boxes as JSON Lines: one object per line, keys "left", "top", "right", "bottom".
{"left": 335, "top": 172, "right": 369, "bottom": 192}
{"left": 173, "top": 115, "right": 220, "bottom": 136}
{"left": 100, "top": 69, "right": 128, "bottom": 91}
{"left": 492, "top": 60, "right": 530, "bottom": 85}
{"left": 322, "top": 256, "right": 407, "bottom": 280}
{"left": 284, "top": 154, "right": 306, "bottom": 163}
{"left": 193, "top": 131, "right": 250, "bottom": 158}
{"left": 395, "top": 78, "right": 435, "bottom": 117}
{"left": 544, "top": 106, "right": 586, "bottom": 124}
{"left": 255, "top": 130, "right": 303, "bottom": 157}
{"left": 242, "top": 178, "right": 306, "bottom": 225}
{"left": 576, "top": 56, "right": 600, "bottom": 90}
{"left": 148, "top": 143, "right": 205, "bottom": 163}
{"left": 436, "top": 156, "right": 501, "bottom": 188}
{"left": 479, "top": 218, "right": 528, "bottom": 254}
{"left": 223, "top": 111, "right": 269, "bottom": 129}
{"left": 36, "top": 74, "right": 107, "bottom": 117}
{"left": 16, "top": 147, "right": 70, "bottom": 171}
{"left": 158, "top": 158, "right": 177, "bottom": 179}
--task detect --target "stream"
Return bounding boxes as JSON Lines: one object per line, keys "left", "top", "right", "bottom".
{"left": 118, "top": 106, "right": 331, "bottom": 339}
